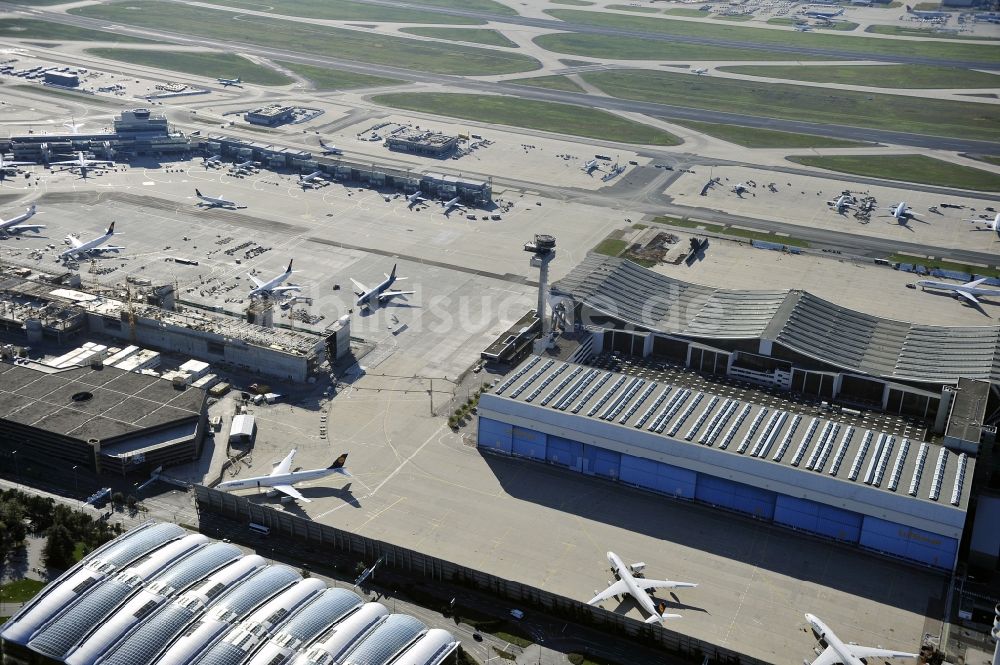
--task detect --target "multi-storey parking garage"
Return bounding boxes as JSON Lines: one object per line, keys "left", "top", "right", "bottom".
{"left": 478, "top": 352, "right": 973, "bottom": 570}
{"left": 0, "top": 523, "right": 457, "bottom": 665}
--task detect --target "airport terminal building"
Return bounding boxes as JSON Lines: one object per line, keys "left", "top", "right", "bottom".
{"left": 0, "top": 522, "right": 458, "bottom": 665}
{"left": 477, "top": 257, "right": 995, "bottom": 571}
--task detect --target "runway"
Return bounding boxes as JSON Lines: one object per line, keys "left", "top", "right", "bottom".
{"left": 6, "top": 2, "right": 999, "bottom": 154}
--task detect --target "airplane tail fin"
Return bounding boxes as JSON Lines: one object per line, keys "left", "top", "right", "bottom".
{"left": 27, "top": 204, "right": 36, "bottom": 215}
{"left": 644, "top": 602, "right": 682, "bottom": 623}
{"left": 389, "top": 264, "right": 397, "bottom": 281}
{"left": 107, "top": 221, "right": 115, "bottom": 235}
{"left": 196, "top": 188, "right": 203, "bottom": 197}
{"left": 905, "top": 4, "right": 914, "bottom": 11}
{"left": 286, "top": 259, "right": 294, "bottom": 273}
{"left": 329, "top": 453, "right": 351, "bottom": 475}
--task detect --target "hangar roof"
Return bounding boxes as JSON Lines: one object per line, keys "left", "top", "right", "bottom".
{"left": 488, "top": 355, "right": 974, "bottom": 515}
{"left": 0, "top": 362, "right": 204, "bottom": 444}
{"left": 553, "top": 255, "right": 1000, "bottom": 384}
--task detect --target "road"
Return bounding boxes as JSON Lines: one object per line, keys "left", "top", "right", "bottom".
{"left": 4, "top": 3, "right": 999, "bottom": 153}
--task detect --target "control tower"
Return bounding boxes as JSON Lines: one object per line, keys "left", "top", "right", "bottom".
{"left": 524, "top": 234, "right": 556, "bottom": 353}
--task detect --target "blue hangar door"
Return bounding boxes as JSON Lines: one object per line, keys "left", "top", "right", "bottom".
{"left": 547, "top": 436, "right": 583, "bottom": 472}
{"left": 619, "top": 455, "right": 696, "bottom": 499}
{"left": 695, "top": 474, "right": 776, "bottom": 520}
{"left": 773, "top": 496, "right": 862, "bottom": 544}
{"left": 583, "top": 445, "right": 621, "bottom": 479}
{"left": 478, "top": 418, "right": 513, "bottom": 454}
{"left": 859, "top": 516, "right": 957, "bottom": 569}
{"left": 511, "top": 427, "right": 546, "bottom": 461}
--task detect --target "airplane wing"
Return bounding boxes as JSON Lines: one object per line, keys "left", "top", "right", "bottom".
{"left": 248, "top": 274, "right": 265, "bottom": 288}
{"left": 808, "top": 646, "right": 841, "bottom": 665}
{"left": 377, "top": 290, "right": 415, "bottom": 302}
{"left": 271, "top": 449, "right": 296, "bottom": 476}
{"left": 96, "top": 245, "right": 125, "bottom": 252}
{"left": 271, "top": 484, "right": 311, "bottom": 503}
{"left": 848, "top": 646, "right": 918, "bottom": 661}
{"left": 966, "top": 277, "right": 989, "bottom": 288}
{"left": 639, "top": 579, "right": 698, "bottom": 591}
{"left": 68, "top": 235, "right": 84, "bottom": 249}
{"left": 8, "top": 225, "right": 45, "bottom": 233}
{"left": 350, "top": 278, "right": 369, "bottom": 295}
{"left": 49, "top": 159, "right": 77, "bottom": 166}
{"left": 269, "top": 285, "right": 301, "bottom": 293}
{"left": 956, "top": 290, "right": 981, "bottom": 306}
{"left": 587, "top": 580, "right": 629, "bottom": 605}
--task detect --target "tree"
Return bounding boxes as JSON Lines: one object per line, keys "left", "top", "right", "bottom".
{"left": 126, "top": 495, "right": 138, "bottom": 513}
{"left": 111, "top": 492, "right": 125, "bottom": 511}
{"left": 43, "top": 524, "right": 76, "bottom": 570}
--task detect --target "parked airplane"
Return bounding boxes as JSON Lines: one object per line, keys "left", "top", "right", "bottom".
{"left": 0, "top": 153, "right": 34, "bottom": 173}
{"left": 804, "top": 7, "right": 843, "bottom": 18}
{"left": 351, "top": 263, "right": 414, "bottom": 309}
{"left": 0, "top": 205, "right": 43, "bottom": 235}
{"left": 406, "top": 191, "right": 426, "bottom": 208}
{"left": 906, "top": 4, "right": 948, "bottom": 19}
{"left": 916, "top": 276, "right": 1000, "bottom": 307}
{"left": 50, "top": 151, "right": 114, "bottom": 177}
{"left": 248, "top": 259, "right": 300, "bottom": 298}
{"left": 59, "top": 222, "right": 123, "bottom": 260}
{"left": 63, "top": 118, "right": 84, "bottom": 135}
{"left": 233, "top": 159, "right": 255, "bottom": 170}
{"left": 587, "top": 552, "right": 695, "bottom": 624}
{"left": 217, "top": 76, "right": 242, "bottom": 87}
{"left": 195, "top": 189, "right": 239, "bottom": 208}
{"left": 964, "top": 212, "right": 1000, "bottom": 233}
{"left": 203, "top": 155, "right": 222, "bottom": 168}
{"left": 299, "top": 171, "right": 326, "bottom": 186}
{"left": 886, "top": 201, "right": 922, "bottom": 224}
{"left": 443, "top": 196, "right": 464, "bottom": 215}
{"left": 319, "top": 139, "right": 343, "bottom": 156}
{"left": 827, "top": 194, "right": 856, "bottom": 214}
{"left": 692, "top": 67, "right": 708, "bottom": 75}
{"left": 794, "top": 24, "right": 813, "bottom": 31}
{"left": 216, "top": 450, "right": 350, "bottom": 503}
{"left": 803, "top": 614, "right": 918, "bottom": 665}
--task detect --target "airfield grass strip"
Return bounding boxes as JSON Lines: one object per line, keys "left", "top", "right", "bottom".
{"left": 372, "top": 92, "right": 681, "bottom": 145}
{"left": 670, "top": 119, "right": 869, "bottom": 148}
{"left": 865, "top": 24, "right": 1000, "bottom": 39}
{"left": 578, "top": 69, "right": 1000, "bottom": 142}
{"left": 197, "top": 0, "right": 484, "bottom": 24}
{"left": 787, "top": 154, "right": 1000, "bottom": 192}
{"left": 534, "top": 32, "right": 825, "bottom": 61}
{"left": 0, "top": 18, "right": 157, "bottom": 43}
{"left": 545, "top": 8, "right": 1000, "bottom": 63}
{"left": 71, "top": 1, "right": 540, "bottom": 76}
{"left": 276, "top": 61, "right": 400, "bottom": 90}
{"left": 506, "top": 74, "right": 587, "bottom": 93}
{"left": 651, "top": 216, "right": 810, "bottom": 247}
{"left": 85, "top": 48, "right": 294, "bottom": 85}
{"left": 888, "top": 254, "right": 1000, "bottom": 276}
{"left": 718, "top": 64, "right": 1000, "bottom": 89}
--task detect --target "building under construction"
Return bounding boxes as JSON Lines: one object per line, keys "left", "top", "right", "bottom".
{"left": 0, "top": 264, "right": 350, "bottom": 382}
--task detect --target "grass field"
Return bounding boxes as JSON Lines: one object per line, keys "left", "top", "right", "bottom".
{"left": 671, "top": 119, "right": 869, "bottom": 148}
{"left": 865, "top": 24, "right": 1000, "bottom": 39}
{"left": 787, "top": 154, "right": 1000, "bottom": 192}
{"left": 0, "top": 18, "right": 156, "bottom": 43}
{"left": 888, "top": 254, "right": 1000, "bottom": 277}
{"left": 665, "top": 8, "right": 709, "bottom": 17}
{"left": 606, "top": 4, "right": 659, "bottom": 12}
{"left": 277, "top": 61, "right": 400, "bottom": 90}
{"left": 594, "top": 238, "right": 628, "bottom": 257}
{"left": 653, "top": 216, "right": 810, "bottom": 247}
{"left": 71, "top": 1, "right": 540, "bottom": 75}
{"left": 0, "top": 579, "right": 46, "bottom": 603}
{"left": 400, "top": 27, "right": 517, "bottom": 48}
{"left": 9, "top": 84, "right": 123, "bottom": 106}
{"left": 86, "top": 48, "right": 294, "bottom": 85}
{"left": 411, "top": 0, "right": 517, "bottom": 14}
{"left": 372, "top": 92, "right": 681, "bottom": 145}
{"left": 545, "top": 8, "right": 1000, "bottom": 63}
{"left": 198, "top": 0, "right": 484, "bottom": 24}
{"left": 551, "top": 0, "right": 594, "bottom": 5}
{"left": 534, "top": 32, "right": 822, "bottom": 61}
{"left": 507, "top": 74, "right": 586, "bottom": 92}
{"left": 713, "top": 14, "right": 754, "bottom": 21}
{"left": 718, "top": 64, "right": 1000, "bottom": 88}
{"left": 579, "top": 69, "right": 1000, "bottom": 141}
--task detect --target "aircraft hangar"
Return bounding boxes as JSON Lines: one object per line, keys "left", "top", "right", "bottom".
{"left": 477, "top": 256, "right": 996, "bottom": 571}
{"left": 0, "top": 522, "right": 457, "bottom": 665}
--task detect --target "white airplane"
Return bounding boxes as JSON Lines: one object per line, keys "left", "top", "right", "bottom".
{"left": 50, "top": 151, "right": 114, "bottom": 178}
{"left": 233, "top": 159, "right": 255, "bottom": 171}
{"left": 216, "top": 450, "right": 350, "bottom": 503}
{"left": 587, "top": 552, "right": 695, "bottom": 624}
{"left": 442, "top": 196, "right": 464, "bottom": 215}
{"left": 248, "top": 259, "right": 301, "bottom": 298}
{"left": 827, "top": 194, "right": 856, "bottom": 214}
{"left": 964, "top": 212, "right": 1000, "bottom": 233}
{"left": 63, "top": 118, "right": 84, "bottom": 135}
{"left": 803, "top": 613, "right": 919, "bottom": 665}
{"left": 692, "top": 67, "right": 708, "bottom": 75}
{"left": 0, "top": 153, "right": 34, "bottom": 173}
{"left": 59, "top": 221, "right": 124, "bottom": 260}
{"left": 0, "top": 205, "right": 44, "bottom": 235}
{"left": 351, "top": 263, "right": 414, "bottom": 309}
{"left": 195, "top": 189, "right": 239, "bottom": 208}
{"left": 906, "top": 4, "right": 948, "bottom": 19}
{"left": 582, "top": 159, "right": 599, "bottom": 174}
{"left": 795, "top": 24, "right": 813, "bottom": 31}
{"left": 203, "top": 155, "right": 222, "bottom": 167}
{"left": 804, "top": 7, "right": 843, "bottom": 18}
{"left": 299, "top": 171, "right": 326, "bottom": 187}
{"left": 916, "top": 276, "right": 1000, "bottom": 307}
{"left": 319, "top": 139, "right": 343, "bottom": 156}
{"left": 218, "top": 76, "right": 242, "bottom": 87}
{"left": 406, "top": 191, "right": 426, "bottom": 208}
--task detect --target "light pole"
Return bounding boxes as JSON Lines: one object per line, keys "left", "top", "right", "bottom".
{"left": 72, "top": 465, "right": 79, "bottom": 495}
{"left": 11, "top": 449, "right": 19, "bottom": 484}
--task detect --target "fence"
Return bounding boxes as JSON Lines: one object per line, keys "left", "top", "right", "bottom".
{"left": 195, "top": 485, "right": 769, "bottom": 665}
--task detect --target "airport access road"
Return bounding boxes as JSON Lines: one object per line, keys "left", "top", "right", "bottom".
{"left": 6, "top": 3, "right": 1000, "bottom": 154}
